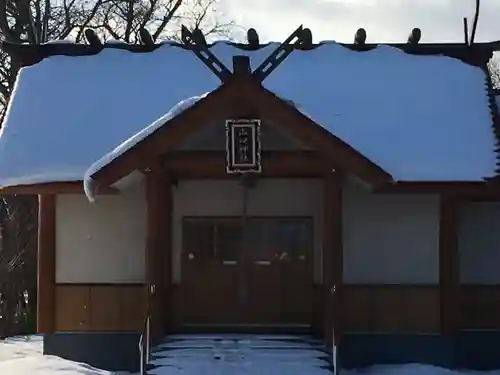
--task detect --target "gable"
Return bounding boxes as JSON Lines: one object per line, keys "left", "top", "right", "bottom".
{"left": 81, "top": 77, "right": 392, "bottom": 200}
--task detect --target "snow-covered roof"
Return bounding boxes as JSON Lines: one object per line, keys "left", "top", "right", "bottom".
{"left": 0, "top": 42, "right": 496, "bottom": 188}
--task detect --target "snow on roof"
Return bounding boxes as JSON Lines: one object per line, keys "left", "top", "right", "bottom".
{"left": 83, "top": 93, "right": 207, "bottom": 200}
{"left": 0, "top": 42, "right": 495, "bottom": 189}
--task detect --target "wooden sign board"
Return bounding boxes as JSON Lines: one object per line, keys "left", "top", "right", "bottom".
{"left": 225, "top": 119, "right": 262, "bottom": 174}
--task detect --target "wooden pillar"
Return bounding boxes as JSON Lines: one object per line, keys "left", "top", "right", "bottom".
{"left": 162, "top": 174, "right": 173, "bottom": 330}
{"left": 439, "top": 195, "right": 460, "bottom": 334}
{"left": 323, "top": 172, "right": 343, "bottom": 346}
{"left": 145, "top": 166, "right": 172, "bottom": 342}
{"left": 37, "top": 194, "right": 56, "bottom": 333}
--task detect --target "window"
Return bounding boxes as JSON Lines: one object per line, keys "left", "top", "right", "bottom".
{"left": 183, "top": 220, "right": 214, "bottom": 262}
{"left": 183, "top": 217, "right": 312, "bottom": 263}
{"left": 273, "top": 219, "right": 311, "bottom": 261}
{"left": 247, "top": 219, "right": 274, "bottom": 261}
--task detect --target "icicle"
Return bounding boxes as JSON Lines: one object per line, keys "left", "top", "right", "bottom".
{"left": 83, "top": 175, "right": 98, "bottom": 202}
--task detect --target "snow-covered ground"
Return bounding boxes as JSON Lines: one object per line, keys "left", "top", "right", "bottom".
{"left": 347, "top": 366, "right": 500, "bottom": 375}
{"left": 1, "top": 334, "right": 500, "bottom": 375}
{"left": 0, "top": 335, "right": 131, "bottom": 375}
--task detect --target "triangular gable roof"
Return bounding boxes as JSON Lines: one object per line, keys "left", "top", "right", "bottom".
{"left": 85, "top": 76, "right": 393, "bottom": 197}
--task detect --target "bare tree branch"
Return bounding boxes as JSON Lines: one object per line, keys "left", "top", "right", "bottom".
{"left": 91, "top": 0, "right": 234, "bottom": 43}
{"left": 151, "top": 0, "right": 181, "bottom": 40}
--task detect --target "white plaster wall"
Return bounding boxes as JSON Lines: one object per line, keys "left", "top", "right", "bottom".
{"left": 342, "top": 184, "right": 440, "bottom": 284}
{"left": 55, "top": 184, "right": 147, "bottom": 283}
{"left": 55, "top": 178, "right": 442, "bottom": 285}
{"left": 458, "top": 202, "right": 500, "bottom": 284}
{"left": 171, "top": 179, "right": 323, "bottom": 283}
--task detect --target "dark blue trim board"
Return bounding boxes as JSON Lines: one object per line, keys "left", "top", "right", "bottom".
{"left": 44, "top": 332, "right": 141, "bottom": 372}
{"left": 43, "top": 331, "right": 500, "bottom": 372}
{"left": 340, "top": 331, "right": 500, "bottom": 370}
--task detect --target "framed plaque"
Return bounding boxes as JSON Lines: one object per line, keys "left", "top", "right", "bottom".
{"left": 225, "top": 119, "right": 262, "bottom": 174}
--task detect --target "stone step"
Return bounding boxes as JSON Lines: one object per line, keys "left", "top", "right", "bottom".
{"left": 146, "top": 334, "right": 334, "bottom": 375}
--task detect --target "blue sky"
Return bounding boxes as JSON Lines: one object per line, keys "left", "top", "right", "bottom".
{"left": 221, "top": 0, "right": 500, "bottom": 44}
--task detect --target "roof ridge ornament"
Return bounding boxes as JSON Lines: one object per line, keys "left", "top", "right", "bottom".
{"left": 407, "top": 28, "right": 421, "bottom": 45}
{"left": 139, "top": 29, "right": 155, "bottom": 49}
{"left": 180, "top": 24, "right": 309, "bottom": 84}
{"left": 181, "top": 25, "right": 232, "bottom": 82}
{"left": 252, "top": 25, "right": 307, "bottom": 82}
{"left": 84, "top": 29, "right": 103, "bottom": 50}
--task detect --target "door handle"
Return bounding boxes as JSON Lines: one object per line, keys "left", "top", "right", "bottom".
{"left": 188, "top": 252, "right": 195, "bottom": 260}
{"left": 276, "top": 252, "right": 289, "bottom": 261}
{"left": 254, "top": 260, "right": 271, "bottom": 266}
{"left": 222, "top": 260, "right": 237, "bottom": 265}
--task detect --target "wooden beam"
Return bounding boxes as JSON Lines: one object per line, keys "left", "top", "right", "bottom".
{"left": 0, "top": 181, "right": 119, "bottom": 195}
{"left": 145, "top": 169, "right": 162, "bottom": 343}
{"left": 164, "top": 151, "right": 331, "bottom": 178}
{"left": 376, "top": 181, "right": 500, "bottom": 200}
{"left": 439, "top": 195, "right": 461, "bottom": 334}
{"left": 37, "top": 194, "right": 56, "bottom": 333}
{"left": 162, "top": 173, "right": 173, "bottom": 332}
{"left": 323, "top": 172, "right": 343, "bottom": 346}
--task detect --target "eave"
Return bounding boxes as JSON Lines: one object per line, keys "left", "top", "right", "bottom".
{"left": 375, "top": 181, "right": 500, "bottom": 200}
{"left": 0, "top": 181, "right": 119, "bottom": 195}
{"left": 2, "top": 39, "right": 499, "bottom": 70}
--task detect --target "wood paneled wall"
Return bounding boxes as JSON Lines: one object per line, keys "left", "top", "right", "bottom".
{"left": 54, "top": 283, "right": 500, "bottom": 333}
{"left": 342, "top": 285, "right": 440, "bottom": 333}
{"left": 338, "top": 285, "right": 500, "bottom": 333}
{"left": 55, "top": 284, "right": 146, "bottom": 331}
{"left": 461, "top": 285, "right": 500, "bottom": 330}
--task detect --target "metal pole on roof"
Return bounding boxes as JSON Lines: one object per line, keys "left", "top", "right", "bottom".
{"left": 463, "top": 18, "right": 469, "bottom": 46}
{"left": 470, "top": 0, "right": 481, "bottom": 45}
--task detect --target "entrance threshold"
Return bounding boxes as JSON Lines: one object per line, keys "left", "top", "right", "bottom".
{"left": 180, "top": 323, "right": 313, "bottom": 334}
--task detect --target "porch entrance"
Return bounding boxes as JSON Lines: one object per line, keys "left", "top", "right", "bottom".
{"left": 181, "top": 216, "right": 314, "bottom": 330}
